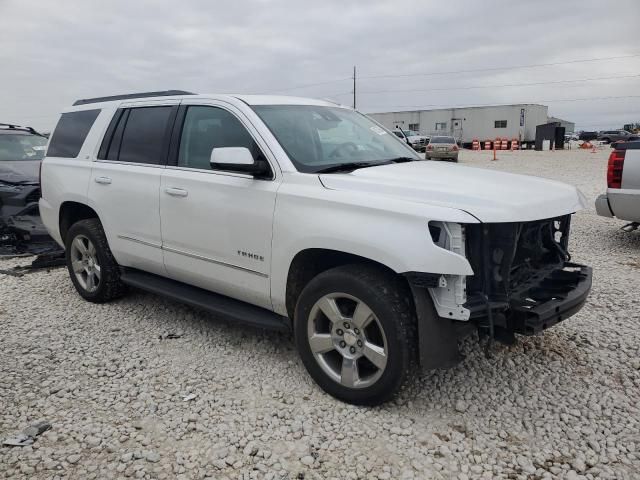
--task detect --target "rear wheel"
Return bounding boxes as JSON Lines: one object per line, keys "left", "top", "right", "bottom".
{"left": 65, "top": 219, "right": 127, "bottom": 303}
{"left": 294, "top": 264, "right": 415, "bottom": 405}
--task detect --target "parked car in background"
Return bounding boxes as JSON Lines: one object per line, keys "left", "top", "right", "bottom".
{"left": 578, "top": 131, "right": 598, "bottom": 141}
{"left": 426, "top": 136, "right": 459, "bottom": 162}
{"left": 393, "top": 129, "right": 429, "bottom": 152}
{"left": 595, "top": 142, "right": 640, "bottom": 229}
{"left": 41, "top": 91, "right": 591, "bottom": 405}
{"left": 565, "top": 132, "right": 579, "bottom": 141}
{"left": 0, "top": 123, "right": 56, "bottom": 255}
{"left": 598, "top": 130, "right": 634, "bottom": 144}
{"left": 610, "top": 135, "right": 640, "bottom": 148}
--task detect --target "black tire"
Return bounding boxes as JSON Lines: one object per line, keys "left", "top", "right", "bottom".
{"left": 294, "top": 264, "right": 416, "bottom": 405}
{"left": 425, "top": 157, "right": 431, "bottom": 160}
{"left": 65, "top": 218, "right": 127, "bottom": 303}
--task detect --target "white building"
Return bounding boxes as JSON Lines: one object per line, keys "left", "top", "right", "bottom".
{"left": 368, "top": 104, "right": 561, "bottom": 147}
{"left": 548, "top": 116, "right": 575, "bottom": 134}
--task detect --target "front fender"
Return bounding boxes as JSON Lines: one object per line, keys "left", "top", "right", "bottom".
{"left": 270, "top": 179, "right": 477, "bottom": 315}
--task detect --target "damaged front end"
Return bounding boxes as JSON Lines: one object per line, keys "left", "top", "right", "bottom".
{"left": 0, "top": 180, "right": 61, "bottom": 256}
{"left": 464, "top": 215, "right": 592, "bottom": 340}
{"left": 413, "top": 216, "right": 591, "bottom": 369}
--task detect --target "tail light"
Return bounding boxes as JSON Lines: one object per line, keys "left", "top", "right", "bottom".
{"left": 452, "top": 145, "right": 459, "bottom": 151}
{"left": 427, "top": 145, "right": 433, "bottom": 150}
{"left": 607, "top": 149, "right": 625, "bottom": 188}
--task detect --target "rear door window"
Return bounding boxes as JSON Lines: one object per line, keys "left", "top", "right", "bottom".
{"left": 47, "top": 109, "right": 101, "bottom": 158}
{"left": 117, "top": 107, "right": 174, "bottom": 165}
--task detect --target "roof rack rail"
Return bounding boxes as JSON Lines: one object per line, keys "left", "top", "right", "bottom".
{"left": 0, "top": 123, "right": 46, "bottom": 137}
{"left": 72, "top": 90, "right": 195, "bottom": 106}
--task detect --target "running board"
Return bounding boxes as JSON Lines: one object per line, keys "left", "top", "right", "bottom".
{"left": 120, "top": 268, "right": 290, "bottom": 332}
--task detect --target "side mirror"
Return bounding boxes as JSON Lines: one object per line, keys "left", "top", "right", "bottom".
{"left": 210, "top": 147, "right": 271, "bottom": 178}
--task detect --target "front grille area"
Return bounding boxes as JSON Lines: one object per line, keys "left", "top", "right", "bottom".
{"left": 466, "top": 215, "right": 571, "bottom": 316}
{"left": 25, "top": 188, "right": 41, "bottom": 205}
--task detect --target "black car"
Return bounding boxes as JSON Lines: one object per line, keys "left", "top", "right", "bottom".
{"left": 0, "top": 123, "right": 55, "bottom": 254}
{"left": 578, "top": 131, "right": 598, "bottom": 141}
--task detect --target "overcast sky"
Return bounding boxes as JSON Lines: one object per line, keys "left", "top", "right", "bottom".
{"left": 1, "top": 0, "right": 639, "bottom": 131}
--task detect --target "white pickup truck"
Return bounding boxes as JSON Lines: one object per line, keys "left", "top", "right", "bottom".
{"left": 596, "top": 142, "right": 640, "bottom": 229}
{"left": 392, "top": 129, "right": 429, "bottom": 152}
{"left": 40, "top": 91, "right": 592, "bottom": 405}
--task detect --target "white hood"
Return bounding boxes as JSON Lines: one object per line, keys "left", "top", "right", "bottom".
{"left": 320, "top": 161, "right": 587, "bottom": 223}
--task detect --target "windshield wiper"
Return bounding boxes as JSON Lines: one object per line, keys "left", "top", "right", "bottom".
{"left": 385, "top": 156, "right": 415, "bottom": 163}
{"left": 315, "top": 157, "right": 415, "bottom": 174}
{"left": 315, "top": 162, "right": 384, "bottom": 174}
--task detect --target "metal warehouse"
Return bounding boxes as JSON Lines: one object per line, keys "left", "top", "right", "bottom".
{"left": 368, "top": 104, "right": 569, "bottom": 148}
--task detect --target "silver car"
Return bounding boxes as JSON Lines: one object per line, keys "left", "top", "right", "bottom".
{"left": 598, "top": 130, "right": 634, "bottom": 144}
{"left": 595, "top": 142, "right": 640, "bottom": 230}
{"left": 425, "top": 136, "right": 459, "bottom": 162}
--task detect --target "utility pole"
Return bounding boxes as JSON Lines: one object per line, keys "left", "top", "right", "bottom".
{"left": 352, "top": 66, "right": 356, "bottom": 109}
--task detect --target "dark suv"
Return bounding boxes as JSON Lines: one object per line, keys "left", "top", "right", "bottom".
{"left": 0, "top": 123, "right": 51, "bottom": 254}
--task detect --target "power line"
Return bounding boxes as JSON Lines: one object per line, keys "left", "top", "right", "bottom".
{"left": 262, "top": 53, "right": 640, "bottom": 95}
{"left": 358, "top": 53, "right": 640, "bottom": 80}
{"left": 363, "top": 95, "right": 640, "bottom": 112}
{"left": 264, "top": 77, "right": 351, "bottom": 94}
{"left": 355, "top": 73, "right": 640, "bottom": 95}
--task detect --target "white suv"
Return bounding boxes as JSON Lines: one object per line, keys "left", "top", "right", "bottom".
{"left": 40, "top": 91, "right": 592, "bottom": 405}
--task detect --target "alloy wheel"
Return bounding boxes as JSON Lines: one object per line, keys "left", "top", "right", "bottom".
{"left": 69, "top": 234, "right": 101, "bottom": 293}
{"left": 307, "top": 293, "right": 388, "bottom": 389}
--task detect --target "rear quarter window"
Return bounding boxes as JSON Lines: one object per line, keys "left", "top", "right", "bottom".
{"left": 98, "top": 106, "right": 175, "bottom": 165}
{"left": 47, "top": 109, "right": 101, "bottom": 158}
{"left": 118, "top": 107, "right": 173, "bottom": 165}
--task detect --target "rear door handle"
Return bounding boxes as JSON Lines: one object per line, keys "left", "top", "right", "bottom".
{"left": 94, "top": 176, "right": 112, "bottom": 185}
{"left": 165, "top": 187, "right": 188, "bottom": 197}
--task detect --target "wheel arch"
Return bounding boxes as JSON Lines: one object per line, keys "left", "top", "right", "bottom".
{"left": 59, "top": 201, "right": 100, "bottom": 245}
{"left": 284, "top": 248, "right": 405, "bottom": 320}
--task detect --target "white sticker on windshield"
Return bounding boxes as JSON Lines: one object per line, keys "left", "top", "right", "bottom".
{"left": 370, "top": 126, "right": 387, "bottom": 136}
{"left": 33, "top": 146, "right": 47, "bottom": 151}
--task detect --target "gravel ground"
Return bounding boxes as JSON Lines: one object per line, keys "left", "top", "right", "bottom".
{"left": 1, "top": 146, "right": 639, "bottom": 480}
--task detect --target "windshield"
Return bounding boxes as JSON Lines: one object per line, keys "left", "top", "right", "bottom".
{"left": 0, "top": 134, "right": 48, "bottom": 161}
{"left": 430, "top": 136, "right": 456, "bottom": 144}
{"left": 252, "top": 105, "right": 420, "bottom": 173}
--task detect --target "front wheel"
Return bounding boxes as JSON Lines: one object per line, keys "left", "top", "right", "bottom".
{"left": 294, "top": 264, "right": 415, "bottom": 405}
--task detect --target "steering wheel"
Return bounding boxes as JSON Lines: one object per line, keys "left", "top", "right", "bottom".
{"left": 328, "top": 142, "right": 359, "bottom": 159}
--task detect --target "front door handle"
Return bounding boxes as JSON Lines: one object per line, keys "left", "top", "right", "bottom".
{"left": 94, "top": 176, "right": 112, "bottom": 185}
{"left": 165, "top": 187, "right": 188, "bottom": 197}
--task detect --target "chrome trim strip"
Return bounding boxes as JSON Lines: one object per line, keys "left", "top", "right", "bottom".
{"left": 162, "top": 246, "right": 268, "bottom": 278}
{"left": 164, "top": 165, "right": 256, "bottom": 180}
{"left": 95, "top": 160, "right": 165, "bottom": 169}
{"left": 117, "top": 235, "right": 161, "bottom": 249}
{"left": 117, "top": 236, "right": 268, "bottom": 278}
